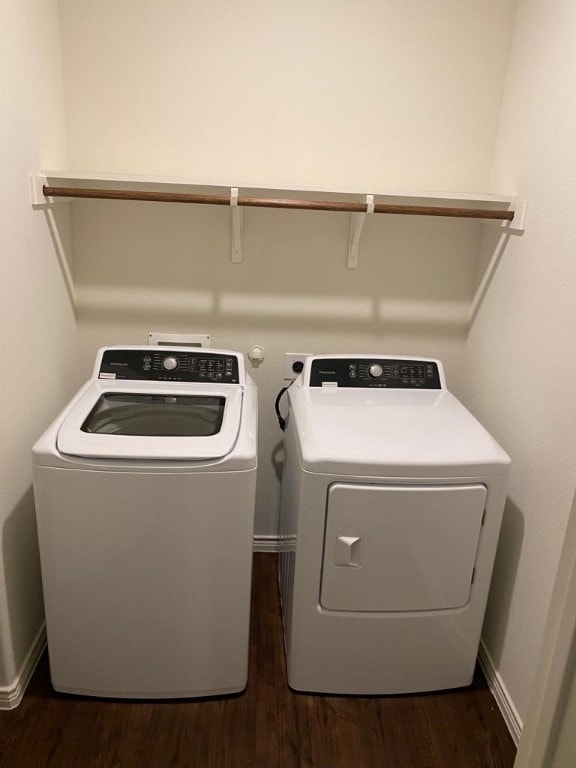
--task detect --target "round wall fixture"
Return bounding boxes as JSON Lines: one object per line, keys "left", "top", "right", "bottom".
{"left": 247, "top": 345, "right": 265, "bottom": 363}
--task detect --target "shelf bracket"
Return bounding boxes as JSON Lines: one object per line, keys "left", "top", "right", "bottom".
{"left": 230, "top": 187, "right": 243, "bottom": 263}
{"left": 481, "top": 198, "right": 527, "bottom": 236}
{"left": 29, "top": 174, "right": 71, "bottom": 207}
{"left": 29, "top": 175, "right": 49, "bottom": 207}
{"left": 347, "top": 195, "right": 374, "bottom": 269}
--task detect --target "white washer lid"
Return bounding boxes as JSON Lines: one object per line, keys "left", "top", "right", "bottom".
{"left": 57, "top": 381, "right": 243, "bottom": 461}
{"left": 288, "top": 387, "right": 510, "bottom": 477}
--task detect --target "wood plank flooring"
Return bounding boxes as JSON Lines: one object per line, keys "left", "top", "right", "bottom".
{"left": 0, "top": 554, "right": 516, "bottom": 768}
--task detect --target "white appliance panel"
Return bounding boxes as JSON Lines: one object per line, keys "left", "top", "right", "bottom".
{"left": 278, "top": 354, "right": 510, "bottom": 694}
{"left": 290, "top": 388, "right": 510, "bottom": 476}
{"left": 34, "top": 465, "right": 255, "bottom": 697}
{"left": 320, "top": 483, "right": 487, "bottom": 612}
{"left": 32, "top": 346, "right": 257, "bottom": 699}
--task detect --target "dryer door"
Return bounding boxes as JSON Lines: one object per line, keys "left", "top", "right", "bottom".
{"left": 320, "top": 483, "right": 486, "bottom": 612}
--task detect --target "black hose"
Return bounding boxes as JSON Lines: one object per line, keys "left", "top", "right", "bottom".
{"left": 274, "top": 385, "right": 291, "bottom": 431}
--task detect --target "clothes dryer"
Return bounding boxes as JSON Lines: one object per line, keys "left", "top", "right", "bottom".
{"left": 278, "top": 355, "right": 510, "bottom": 694}
{"left": 33, "top": 346, "right": 257, "bottom": 698}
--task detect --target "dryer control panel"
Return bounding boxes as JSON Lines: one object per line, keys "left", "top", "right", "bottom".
{"left": 308, "top": 358, "right": 442, "bottom": 389}
{"left": 97, "top": 349, "right": 240, "bottom": 383}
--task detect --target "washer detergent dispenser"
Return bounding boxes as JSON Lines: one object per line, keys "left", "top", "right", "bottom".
{"left": 33, "top": 346, "right": 257, "bottom": 699}
{"left": 278, "top": 355, "right": 510, "bottom": 695}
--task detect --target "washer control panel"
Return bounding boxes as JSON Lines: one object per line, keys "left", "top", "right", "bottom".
{"left": 98, "top": 349, "right": 240, "bottom": 383}
{"left": 309, "top": 358, "right": 442, "bottom": 389}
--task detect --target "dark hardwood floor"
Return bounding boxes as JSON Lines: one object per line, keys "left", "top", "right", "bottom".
{"left": 0, "top": 554, "right": 516, "bottom": 767}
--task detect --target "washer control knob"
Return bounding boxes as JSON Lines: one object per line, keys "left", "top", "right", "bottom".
{"left": 369, "top": 363, "right": 383, "bottom": 378}
{"left": 163, "top": 356, "right": 178, "bottom": 371}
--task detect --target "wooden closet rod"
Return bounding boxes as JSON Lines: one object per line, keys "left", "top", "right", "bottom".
{"left": 42, "top": 185, "right": 515, "bottom": 221}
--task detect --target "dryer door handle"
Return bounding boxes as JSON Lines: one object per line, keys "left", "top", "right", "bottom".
{"left": 334, "top": 535, "right": 363, "bottom": 567}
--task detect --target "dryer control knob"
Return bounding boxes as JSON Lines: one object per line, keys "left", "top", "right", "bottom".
{"left": 163, "top": 356, "right": 178, "bottom": 371}
{"left": 369, "top": 363, "right": 383, "bottom": 378}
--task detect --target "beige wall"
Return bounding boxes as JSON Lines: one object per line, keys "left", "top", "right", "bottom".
{"left": 0, "top": 0, "right": 78, "bottom": 697}
{"left": 57, "top": 0, "right": 516, "bottom": 191}
{"left": 549, "top": 656, "right": 576, "bottom": 768}
{"left": 513, "top": 490, "right": 576, "bottom": 768}
{"left": 461, "top": 0, "right": 576, "bottom": 725}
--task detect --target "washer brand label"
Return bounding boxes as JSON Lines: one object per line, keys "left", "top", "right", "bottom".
{"left": 99, "top": 372, "right": 116, "bottom": 379}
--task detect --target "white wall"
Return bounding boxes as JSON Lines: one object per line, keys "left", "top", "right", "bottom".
{"left": 460, "top": 0, "right": 576, "bottom": 725}
{"left": 551, "top": 673, "right": 576, "bottom": 768}
{"left": 512, "top": 490, "right": 576, "bottom": 767}
{"left": 0, "top": 0, "right": 78, "bottom": 698}
{"left": 58, "top": 0, "right": 516, "bottom": 191}
{"left": 57, "top": 0, "right": 517, "bottom": 537}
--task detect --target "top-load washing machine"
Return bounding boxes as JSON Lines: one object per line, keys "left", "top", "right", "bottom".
{"left": 33, "top": 346, "right": 257, "bottom": 699}
{"left": 278, "top": 354, "right": 510, "bottom": 695}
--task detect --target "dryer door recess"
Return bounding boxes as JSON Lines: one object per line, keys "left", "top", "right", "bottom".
{"left": 320, "top": 483, "right": 487, "bottom": 612}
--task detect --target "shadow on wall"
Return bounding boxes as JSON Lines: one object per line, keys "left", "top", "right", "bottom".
{"left": 483, "top": 496, "right": 525, "bottom": 664}
{"left": 271, "top": 440, "right": 284, "bottom": 483}
{"left": 69, "top": 200, "right": 483, "bottom": 338}
{"left": 1, "top": 487, "right": 45, "bottom": 684}
{"left": 43, "top": 206, "right": 75, "bottom": 313}
{"left": 469, "top": 228, "right": 513, "bottom": 329}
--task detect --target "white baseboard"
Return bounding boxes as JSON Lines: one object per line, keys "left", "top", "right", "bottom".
{"left": 478, "top": 640, "right": 523, "bottom": 745}
{"left": 0, "top": 624, "right": 46, "bottom": 710}
{"left": 253, "top": 535, "right": 280, "bottom": 552}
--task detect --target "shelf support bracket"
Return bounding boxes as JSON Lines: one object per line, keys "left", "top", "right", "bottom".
{"left": 481, "top": 198, "right": 527, "bottom": 236}
{"left": 347, "top": 195, "right": 374, "bottom": 269}
{"left": 230, "top": 187, "right": 243, "bottom": 263}
{"left": 29, "top": 175, "right": 47, "bottom": 206}
{"left": 29, "top": 175, "right": 71, "bottom": 207}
